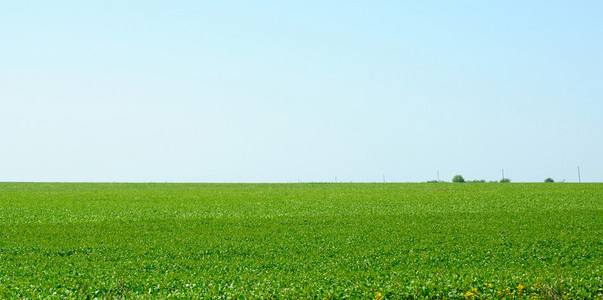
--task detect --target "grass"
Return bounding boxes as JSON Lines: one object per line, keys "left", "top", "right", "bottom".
{"left": 0, "top": 182, "right": 601, "bottom": 298}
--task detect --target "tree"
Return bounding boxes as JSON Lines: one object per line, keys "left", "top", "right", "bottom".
{"left": 544, "top": 178, "right": 555, "bottom": 183}
{"left": 452, "top": 175, "right": 465, "bottom": 183}
{"left": 500, "top": 178, "right": 511, "bottom": 183}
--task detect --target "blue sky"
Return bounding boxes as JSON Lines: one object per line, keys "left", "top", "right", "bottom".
{"left": 1, "top": 1, "right": 602, "bottom": 182}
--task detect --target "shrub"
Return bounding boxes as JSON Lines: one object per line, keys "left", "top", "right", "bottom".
{"left": 452, "top": 175, "right": 465, "bottom": 183}
{"left": 500, "top": 178, "right": 511, "bottom": 183}
{"left": 544, "top": 178, "right": 555, "bottom": 183}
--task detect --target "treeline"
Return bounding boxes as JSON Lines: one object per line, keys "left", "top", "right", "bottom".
{"left": 427, "top": 175, "right": 559, "bottom": 183}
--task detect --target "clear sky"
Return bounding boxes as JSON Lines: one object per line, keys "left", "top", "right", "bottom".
{"left": 1, "top": 1, "right": 602, "bottom": 183}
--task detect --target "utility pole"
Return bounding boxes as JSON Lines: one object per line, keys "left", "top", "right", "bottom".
{"left": 502, "top": 169, "right": 505, "bottom": 181}
{"left": 437, "top": 171, "right": 440, "bottom": 181}
{"left": 578, "top": 166, "right": 581, "bottom": 183}
{"left": 383, "top": 174, "right": 386, "bottom": 183}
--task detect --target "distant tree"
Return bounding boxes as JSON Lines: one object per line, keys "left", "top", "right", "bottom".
{"left": 452, "top": 175, "right": 465, "bottom": 183}
{"left": 544, "top": 178, "right": 555, "bottom": 183}
{"left": 500, "top": 178, "right": 511, "bottom": 183}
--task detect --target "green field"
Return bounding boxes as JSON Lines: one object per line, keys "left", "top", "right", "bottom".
{"left": 0, "top": 183, "right": 601, "bottom": 299}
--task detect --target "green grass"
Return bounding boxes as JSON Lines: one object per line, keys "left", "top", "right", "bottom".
{"left": 0, "top": 183, "right": 601, "bottom": 299}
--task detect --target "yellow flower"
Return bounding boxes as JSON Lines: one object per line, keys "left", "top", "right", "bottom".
{"left": 373, "top": 292, "right": 383, "bottom": 300}
{"left": 517, "top": 284, "right": 524, "bottom": 290}
{"left": 464, "top": 291, "right": 474, "bottom": 298}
